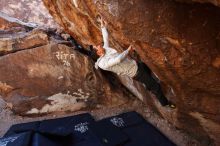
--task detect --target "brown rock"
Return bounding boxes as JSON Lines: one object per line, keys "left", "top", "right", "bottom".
{"left": 0, "top": 12, "right": 38, "bottom": 29}
{"left": 43, "top": 0, "right": 220, "bottom": 145}
{"left": 0, "top": 29, "right": 49, "bottom": 55}
{"left": 0, "top": 17, "right": 21, "bottom": 30}
{"left": 176, "top": 0, "right": 220, "bottom": 6}
{"left": 212, "top": 56, "right": 220, "bottom": 68}
{"left": 0, "top": 13, "right": 129, "bottom": 115}
{"left": 0, "top": 41, "right": 128, "bottom": 115}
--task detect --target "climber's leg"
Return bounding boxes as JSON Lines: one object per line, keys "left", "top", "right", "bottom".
{"left": 134, "top": 62, "right": 169, "bottom": 106}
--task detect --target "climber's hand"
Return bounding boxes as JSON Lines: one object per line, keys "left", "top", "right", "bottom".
{"left": 128, "top": 45, "right": 135, "bottom": 53}
{"left": 100, "top": 17, "right": 106, "bottom": 28}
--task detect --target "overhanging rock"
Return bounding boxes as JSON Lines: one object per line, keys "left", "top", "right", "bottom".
{"left": 42, "top": 0, "right": 220, "bottom": 145}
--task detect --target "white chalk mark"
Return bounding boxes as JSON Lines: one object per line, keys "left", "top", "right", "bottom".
{"left": 74, "top": 122, "right": 89, "bottom": 133}
{"left": 26, "top": 89, "right": 90, "bottom": 114}
{"left": 110, "top": 117, "right": 125, "bottom": 127}
{"left": 55, "top": 51, "right": 76, "bottom": 67}
{"left": 0, "top": 136, "right": 19, "bottom": 146}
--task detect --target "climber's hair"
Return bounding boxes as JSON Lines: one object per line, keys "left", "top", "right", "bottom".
{"left": 93, "top": 43, "right": 105, "bottom": 56}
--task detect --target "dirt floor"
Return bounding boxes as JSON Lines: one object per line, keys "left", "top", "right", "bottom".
{"left": 0, "top": 98, "right": 201, "bottom": 146}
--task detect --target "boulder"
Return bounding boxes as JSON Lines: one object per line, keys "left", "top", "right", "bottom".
{"left": 0, "top": 16, "right": 129, "bottom": 116}
{"left": 42, "top": 0, "right": 220, "bottom": 145}
{"left": 0, "top": 41, "right": 128, "bottom": 115}
{"left": 0, "top": 0, "right": 58, "bottom": 28}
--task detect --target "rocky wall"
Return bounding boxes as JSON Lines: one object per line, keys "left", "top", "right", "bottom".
{"left": 42, "top": 0, "right": 220, "bottom": 145}
{"left": 0, "top": 16, "right": 129, "bottom": 116}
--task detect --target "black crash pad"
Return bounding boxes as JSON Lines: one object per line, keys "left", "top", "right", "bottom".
{"left": 1, "top": 111, "right": 176, "bottom": 146}
{"left": 0, "top": 132, "right": 32, "bottom": 146}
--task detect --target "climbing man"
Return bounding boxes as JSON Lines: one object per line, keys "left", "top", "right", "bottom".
{"left": 94, "top": 18, "right": 175, "bottom": 108}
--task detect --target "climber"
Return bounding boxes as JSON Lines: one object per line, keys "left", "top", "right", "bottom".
{"left": 93, "top": 17, "right": 175, "bottom": 108}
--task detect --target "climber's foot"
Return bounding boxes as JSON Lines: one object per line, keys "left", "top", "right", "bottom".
{"left": 165, "top": 102, "right": 176, "bottom": 109}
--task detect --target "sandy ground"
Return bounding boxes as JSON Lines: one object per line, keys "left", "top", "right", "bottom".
{"left": 0, "top": 97, "right": 201, "bottom": 146}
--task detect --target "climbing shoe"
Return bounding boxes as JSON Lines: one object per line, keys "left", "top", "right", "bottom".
{"left": 166, "top": 103, "right": 176, "bottom": 109}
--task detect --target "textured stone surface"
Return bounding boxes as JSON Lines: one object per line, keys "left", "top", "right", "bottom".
{"left": 43, "top": 0, "right": 220, "bottom": 145}
{"left": 0, "top": 16, "right": 129, "bottom": 116}
{"left": 0, "top": 16, "right": 21, "bottom": 30}
{"left": 117, "top": 75, "right": 164, "bottom": 114}
{"left": 0, "top": 42, "right": 128, "bottom": 115}
{"left": 117, "top": 76, "right": 148, "bottom": 102}
{"left": 176, "top": 0, "right": 220, "bottom": 6}
{"left": 0, "top": 29, "right": 49, "bottom": 55}
{"left": 0, "top": 0, "right": 58, "bottom": 28}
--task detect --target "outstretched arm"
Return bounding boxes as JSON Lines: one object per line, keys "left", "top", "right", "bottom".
{"left": 101, "top": 27, "right": 109, "bottom": 48}
{"left": 100, "top": 18, "right": 109, "bottom": 48}
{"left": 102, "top": 45, "right": 134, "bottom": 68}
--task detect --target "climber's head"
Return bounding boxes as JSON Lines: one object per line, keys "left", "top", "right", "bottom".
{"left": 94, "top": 44, "right": 105, "bottom": 56}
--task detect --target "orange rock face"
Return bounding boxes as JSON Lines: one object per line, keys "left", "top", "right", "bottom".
{"left": 42, "top": 0, "right": 220, "bottom": 145}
